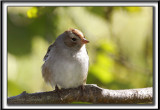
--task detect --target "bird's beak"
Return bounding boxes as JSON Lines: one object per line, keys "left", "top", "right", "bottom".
{"left": 82, "top": 38, "right": 89, "bottom": 44}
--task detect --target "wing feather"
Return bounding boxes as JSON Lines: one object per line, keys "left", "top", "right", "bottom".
{"left": 42, "top": 42, "right": 56, "bottom": 87}
{"left": 43, "top": 43, "right": 55, "bottom": 61}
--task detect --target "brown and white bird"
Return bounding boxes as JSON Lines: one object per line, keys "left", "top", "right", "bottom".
{"left": 42, "top": 28, "right": 89, "bottom": 91}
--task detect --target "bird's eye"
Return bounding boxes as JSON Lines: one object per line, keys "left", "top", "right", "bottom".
{"left": 71, "top": 38, "right": 77, "bottom": 41}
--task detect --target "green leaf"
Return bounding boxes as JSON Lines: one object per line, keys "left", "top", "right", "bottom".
{"left": 71, "top": 102, "right": 92, "bottom": 104}
{"left": 124, "top": 7, "right": 141, "bottom": 12}
{"left": 8, "top": 80, "right": 25, "bottom": 97}
{"left": 27, "top": 7, "right": 38, "bottom": 18}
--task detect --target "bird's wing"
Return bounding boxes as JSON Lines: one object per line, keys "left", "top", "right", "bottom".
{"left": 43, "top": 43, "right": 55, "bottom": 62}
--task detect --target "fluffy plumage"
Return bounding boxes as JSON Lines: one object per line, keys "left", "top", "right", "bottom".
{"left": 42, "top": 28, "right": 89, "bottom": 89}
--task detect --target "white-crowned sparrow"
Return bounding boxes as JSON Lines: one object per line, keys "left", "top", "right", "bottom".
{"left": 42, "top": 28, "right": 89, "bottom": 90}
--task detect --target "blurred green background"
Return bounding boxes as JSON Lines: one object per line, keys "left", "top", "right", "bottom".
{"left": 7, "top": 7, "right": 153, "bottom": 98}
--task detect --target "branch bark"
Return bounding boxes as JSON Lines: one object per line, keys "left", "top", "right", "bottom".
{"left": 7, "top": 84, "right": 153, "bottom": 104}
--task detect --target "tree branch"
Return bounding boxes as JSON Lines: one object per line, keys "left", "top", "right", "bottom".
{"left": 7, "top": 84, "right": 152, "bottom": 104}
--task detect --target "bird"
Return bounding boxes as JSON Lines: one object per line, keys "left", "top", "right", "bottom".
{"left": 42, "top": 28, "right": 89, "bottom": 91}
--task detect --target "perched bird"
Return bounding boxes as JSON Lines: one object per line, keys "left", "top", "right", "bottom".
{"left": 42, "top": 28, "right": 89, "bottom": 91}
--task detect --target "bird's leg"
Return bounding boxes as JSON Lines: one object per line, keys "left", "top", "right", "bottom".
{"left": 79, "top": 85, "right": 85, "bottom": 96}
{"left": 55, "top": 84, "right": 60, "bottom": 92}
{"left": 55, "top": 85, "right": 60, "bottom": 97}
{"left": 54, "top": 85, "right": 63, "bottom": 101}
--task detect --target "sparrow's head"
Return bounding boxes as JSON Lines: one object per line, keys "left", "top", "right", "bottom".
{"left": 63, "top": 28, "right": 89, "bottom": 50}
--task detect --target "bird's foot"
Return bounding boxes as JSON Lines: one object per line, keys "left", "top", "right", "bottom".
{"left": 78, "top": 85, "right": 85, "bottom": 96}
{"left": 54, "top": 85, "right": 63, "bottom": 101}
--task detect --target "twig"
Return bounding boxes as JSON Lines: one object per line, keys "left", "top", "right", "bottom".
{"left": 7, "top": 84, "right": 153, "bottom": 104}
